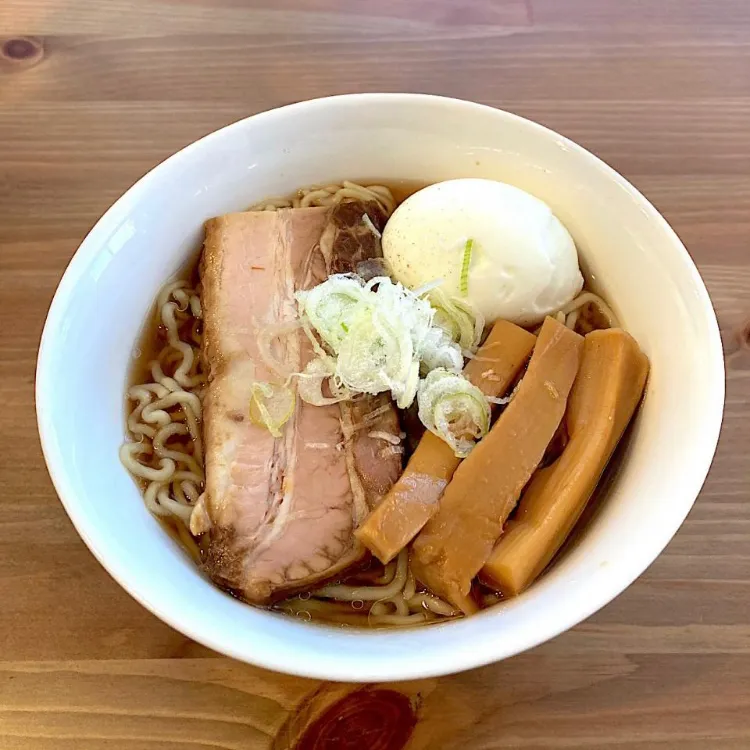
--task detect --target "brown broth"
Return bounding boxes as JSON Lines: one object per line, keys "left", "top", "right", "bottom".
{"left": 370, "top": 177, "right": 430, "bottom": 204}
{"left": 128, "top": 251, "right": 202, "bottom": 388}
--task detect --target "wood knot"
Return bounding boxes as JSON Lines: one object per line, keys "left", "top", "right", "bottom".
{"left": 739, "top": 319, "right": 750, "bottom": 350}
{"left": 721, "top": 315, "right": 750, "bottom": 372}
{"left": 278, "top": 687, "right": 417, "bottom": 750}
{"left": 1, "top": 37, "right": 45, "bottom": 69}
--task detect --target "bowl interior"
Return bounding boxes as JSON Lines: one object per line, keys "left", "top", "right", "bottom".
{"left": 37, "top": 95, "right": 723, "bottom": 681}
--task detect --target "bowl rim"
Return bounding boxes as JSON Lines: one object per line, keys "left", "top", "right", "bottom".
{"left": 36, "top": 93, "right": 725, "bottom": 681}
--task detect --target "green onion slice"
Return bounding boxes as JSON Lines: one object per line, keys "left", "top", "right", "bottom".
{"left": 249, "top": 382, "right": 296, "bottom": 438}
{"left": 459, "top": 238, "right": 474, "bottom": 296}
{"left": 417, "top": 368, "right": 490, "bottom": 457}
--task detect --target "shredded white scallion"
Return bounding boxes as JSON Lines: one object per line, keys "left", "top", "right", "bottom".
{"left": 412, "top": 278, "right": 446, "bottom": 297}
{"left": 430, "top": 288, "right": 484, "bottom": 352}
{"left": 486, "top": 395, "right": 511, "bottom": 406}
{"left": 368, "top": 430, "right": 402, "bottom": 445}
{"left": 361, "top": 213, "right": 382, "bottom": 239}
{"left": 295, "top": 357, "right": 352, "bottom": 406}
{"left": 295, "top": 273, "right": 465, "bottom": 409}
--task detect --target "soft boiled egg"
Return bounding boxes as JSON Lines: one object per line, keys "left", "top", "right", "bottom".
{"left": 382, "top": 178, "right": 583, "bottom": 326}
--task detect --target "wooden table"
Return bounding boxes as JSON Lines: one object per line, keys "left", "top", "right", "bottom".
{"left": 2, "top": 1, "right": 749, "bottom": 747}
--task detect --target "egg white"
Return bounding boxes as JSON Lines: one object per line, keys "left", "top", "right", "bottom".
{"left": 382, "top": 178, "right": 583, "bottom": 326}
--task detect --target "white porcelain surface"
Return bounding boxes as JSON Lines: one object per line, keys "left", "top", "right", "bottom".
{"left": 37, "top": 94, "right": 724, "bottom": 682}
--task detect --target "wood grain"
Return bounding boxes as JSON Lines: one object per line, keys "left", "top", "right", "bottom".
{"left": 1, "top": 1, "right": 749, "bottom": 747}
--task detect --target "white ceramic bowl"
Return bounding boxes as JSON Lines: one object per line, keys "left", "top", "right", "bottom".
{"left": 37, "top": 94, "right": 724, "bottom": 682}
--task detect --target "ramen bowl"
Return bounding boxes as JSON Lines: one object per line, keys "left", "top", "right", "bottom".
{"left": 37, "top": 94, "right": 724, "bottom": 681}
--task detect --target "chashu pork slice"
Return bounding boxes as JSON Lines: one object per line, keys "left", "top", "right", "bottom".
{"left": 194, "top": 201, "right": 401, "bottom": 603}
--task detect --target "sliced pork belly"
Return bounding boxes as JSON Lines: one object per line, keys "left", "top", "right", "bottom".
{"left": 195, "top": 201, "right": 401, "bottom": 603}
